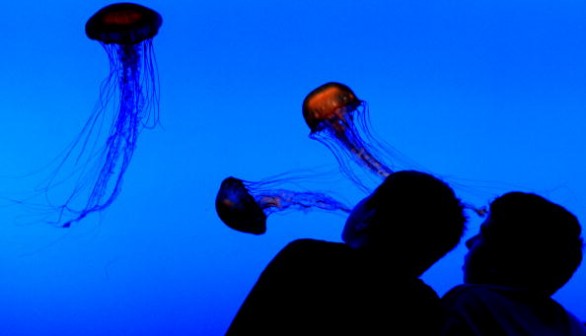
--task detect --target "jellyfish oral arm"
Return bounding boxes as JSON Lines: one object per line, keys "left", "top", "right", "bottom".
{"left": 257, "top": 189, "right": 351, "bottom": 215}
{"left": 310, "top": 120, "right": 392, "bottom": 192}
{"left": 61, "top": 43, "right": 148, "bottom": 228}
{"left": 329, "top": 124, "right": 392, "bottom": 178}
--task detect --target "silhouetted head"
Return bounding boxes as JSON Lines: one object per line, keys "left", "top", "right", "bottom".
{"left": 464, "top": 191, "right": 584, "bottom": 296}
{"left": 342, "top": 170, "right": 467, "bottom": 276}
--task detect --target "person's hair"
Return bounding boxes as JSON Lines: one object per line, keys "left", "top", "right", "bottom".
{"left": 364, "top": 170, "right": 467, "bottom": 274}
{"left": 485, "top": 191, "right": 584, "bottom": 295}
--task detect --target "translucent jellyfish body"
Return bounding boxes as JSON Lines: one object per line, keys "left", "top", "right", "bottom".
{"left": 216, "top": 176, "right": 351, "bottom": 234}
{"left": 44, "top": 3, "right": 163, "bottom": 227}
{"left": 302, "top": 82, "right": 397, "bottom": 192}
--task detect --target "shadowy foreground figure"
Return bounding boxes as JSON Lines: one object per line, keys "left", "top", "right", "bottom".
{"left": 441, "top": 191, "right": 586, "bottom": 335}
{"left": 227, "top": 170, "right": 466, "bottom": 335}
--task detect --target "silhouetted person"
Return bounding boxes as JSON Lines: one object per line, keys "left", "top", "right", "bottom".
{"left": 441, "top": 191, "right": 586, "bottom": 335}
{"left": 226, "top": 170, "right": 467, "bottom": 335}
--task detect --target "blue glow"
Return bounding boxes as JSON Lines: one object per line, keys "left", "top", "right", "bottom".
{"left": 0, "top": 1, "right": 584, "bottom": 335}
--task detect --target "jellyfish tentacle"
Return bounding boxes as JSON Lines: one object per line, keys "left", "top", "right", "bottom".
{"left": 321, "top": 107, "right": 392, "bottom": 177}
{"left": 257, "top": 189, "right": 351, "bottom": 214}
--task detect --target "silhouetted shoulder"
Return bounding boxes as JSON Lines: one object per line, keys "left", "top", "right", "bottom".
{"left": 227, "top": 238, "right": 355, "bottom": 335}
{"left": 281, "top": 238, "right": 351, "bottom": 252}
{"left": 441, "top": 285, "right": 586, "bottom": 336}
{"left": 228, "top": 237, "right": 444, "bottom": 334}
{"left": 266, "top": 238, "right": 356, "bottom": 283}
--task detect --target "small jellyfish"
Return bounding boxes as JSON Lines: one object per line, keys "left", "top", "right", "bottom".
{"left": 41, "top": 3, "right": 163, "bottom": 227}
{"left": 216, "top": 176, "right": 351, "bottom": 235}
{"left": 303, "top": 82, "right": 396, "bottom": 192}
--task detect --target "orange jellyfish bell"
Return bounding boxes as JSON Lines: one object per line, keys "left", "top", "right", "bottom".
{"left": 302, "top": 82, "right": 362, "bottom": 133}
{"left": 85, "top": 2, "right": 162, "bottom": 45}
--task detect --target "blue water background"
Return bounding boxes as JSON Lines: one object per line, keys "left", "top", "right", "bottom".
{"left": 0, "top": 1, "right": 584, "bottom": 334}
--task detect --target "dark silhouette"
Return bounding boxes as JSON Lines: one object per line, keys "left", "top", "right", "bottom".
{"left": 441, "top": 191, "right": 586, "bottom": 335}
{"left": 226, "top": 170, "right": 467, "bottom": 335}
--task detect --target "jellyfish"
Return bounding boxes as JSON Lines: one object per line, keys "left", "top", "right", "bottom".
{"left": 302, "top": 82, "right": 400, "bottom": 192}
{"left": 302, "top": 82, "right": 491, "bottom": 218}
{"left": 216, "top": 176, "right": 351, "bottom": 235}
{"left": 39, "top": 3, "right": 162, "bottom": 227}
